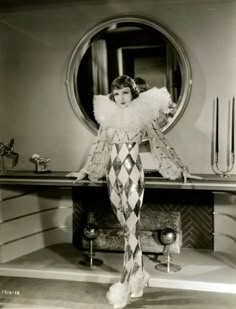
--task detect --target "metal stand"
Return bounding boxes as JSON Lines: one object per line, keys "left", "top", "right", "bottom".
{"left": 212, "top": 153, "right": 235, "bottom": 178}
{"left": 79, "top": 240, "right": 103, "bottom": 268}
{"left": 78, "top": 225, "right": 103, "bottom": 268}
{"left": 155, "top": 228, "right": 181, "bottom": 273}
{"left": 155, "top": 246, "right": 181, "bottom": 273}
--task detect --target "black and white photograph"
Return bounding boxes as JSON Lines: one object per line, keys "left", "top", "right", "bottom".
{"left": 0, "top": 0, "right": 236, "bottom": 308}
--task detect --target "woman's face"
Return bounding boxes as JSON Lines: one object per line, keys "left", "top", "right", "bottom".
{"left": 112, "top": 87, "right": 132, "bottom": 108}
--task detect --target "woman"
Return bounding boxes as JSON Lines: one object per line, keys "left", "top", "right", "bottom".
{"left": 68, "top": 75, "right": 195, "bottom": 309}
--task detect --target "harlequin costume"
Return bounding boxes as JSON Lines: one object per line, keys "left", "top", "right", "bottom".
{"left": 81, "top": 87, "right": 185, "bottom": 309}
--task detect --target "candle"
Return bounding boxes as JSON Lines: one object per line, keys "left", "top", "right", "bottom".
{"left": 232, "top": 97, "right": 235, "bottom": 154}
{"left": 215, "top": 97, "right": 219, "bottom": 154}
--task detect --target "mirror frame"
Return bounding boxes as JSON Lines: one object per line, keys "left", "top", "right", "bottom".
{"left": 66, "top": 15, "right": 192, "bottom": 134}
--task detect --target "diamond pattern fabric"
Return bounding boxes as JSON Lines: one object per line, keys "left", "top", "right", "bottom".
{"left": 106, "top": 140, "right": 145, "bottom": 285}
{"left": 83, "top": 119, "right": 186, "bottom": 304}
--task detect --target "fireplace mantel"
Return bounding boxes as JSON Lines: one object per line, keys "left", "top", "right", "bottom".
{"left": 0, "top": 171, "right": 236, "bottom": 294}
{"left": 0, "top": 171, "right": 236, "bottom": 192}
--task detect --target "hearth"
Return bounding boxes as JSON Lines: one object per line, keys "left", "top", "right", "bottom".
{"left": 72, "top": 186, "right": 214, "bottom": 253}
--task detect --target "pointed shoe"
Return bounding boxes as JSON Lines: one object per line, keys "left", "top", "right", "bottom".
{"left": 130, "top": 271, "right": 150, "bottom": 298}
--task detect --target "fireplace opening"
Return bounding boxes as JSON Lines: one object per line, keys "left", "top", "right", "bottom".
{"left": 72, "top": 187, "right": 214, "bottom": 253}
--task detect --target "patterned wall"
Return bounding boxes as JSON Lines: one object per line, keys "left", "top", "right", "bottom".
{"left": 144, "top": 189, "right": 214, "bottom": 249}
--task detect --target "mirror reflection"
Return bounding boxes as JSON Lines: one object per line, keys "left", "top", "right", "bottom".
{"left": 67, "top": 17, "right": 192, "bottom": 134}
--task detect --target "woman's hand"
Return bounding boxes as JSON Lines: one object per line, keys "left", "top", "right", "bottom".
{"left": 66, "top": 169, "right": 87, "bottom": 183}
{"left": 182, "top": 168, "right": 202, "bottom": 183}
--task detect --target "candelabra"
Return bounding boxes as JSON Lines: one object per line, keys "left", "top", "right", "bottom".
{"left": 211, "top": 97, "right": 235, "bottom": 178}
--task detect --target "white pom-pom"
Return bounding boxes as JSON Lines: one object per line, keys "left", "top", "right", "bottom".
{"left": 106, "top": 282, "right": 130, "bottom": 308}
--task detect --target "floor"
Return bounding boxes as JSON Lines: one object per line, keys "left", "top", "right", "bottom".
{"left": 0, "top": 243, "right": 236, "bottom": 294}
{"left": 1, "top": 244, "right": 236, "bottom": 308}
{"left": 1, "top": 276, "right": 236, "bottom": 309}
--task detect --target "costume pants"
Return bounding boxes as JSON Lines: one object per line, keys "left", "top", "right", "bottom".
{"left": 106, "top": 142, "right": 145, "bottom": 285}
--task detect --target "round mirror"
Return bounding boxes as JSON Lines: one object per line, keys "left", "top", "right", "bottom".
{"left": 66, "top": 16, "right": 192, "bottom": 134}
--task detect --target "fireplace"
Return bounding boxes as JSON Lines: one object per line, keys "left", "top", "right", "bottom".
{"left": 72, "top": 186, "right": 214, "bottom": 253}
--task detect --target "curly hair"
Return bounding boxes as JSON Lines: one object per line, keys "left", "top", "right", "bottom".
{"left": 110, "top": 75, "right": 139, "bottom": 101}
{"left": 134, "top": 77, "right": 150, "bottom": 93}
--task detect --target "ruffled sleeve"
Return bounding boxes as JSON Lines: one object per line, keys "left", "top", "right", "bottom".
{"left": 145, "top": 119, "right": 185, "bottom": 180}
{"left": 83, "top": 126, "right": 109, "bottom": 181}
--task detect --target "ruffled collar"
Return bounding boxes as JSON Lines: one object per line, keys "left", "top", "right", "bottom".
{"left": 93, "top": 87, "right": 171, "bottom": 130}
